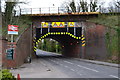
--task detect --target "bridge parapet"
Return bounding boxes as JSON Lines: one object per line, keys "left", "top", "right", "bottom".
{"left": 19, "top": 7, "right": 100, "bottom": 16}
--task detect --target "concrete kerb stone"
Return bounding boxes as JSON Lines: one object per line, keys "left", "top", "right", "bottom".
{"left": 74, "top": 58, "right": 120, "bottom": 68}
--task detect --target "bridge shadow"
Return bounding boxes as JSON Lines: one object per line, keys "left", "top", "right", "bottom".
{"left": 36, "top": 49, "right": 65, "bottom": 59}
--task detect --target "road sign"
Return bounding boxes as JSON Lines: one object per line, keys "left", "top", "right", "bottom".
{"left": 68, "top": 22, "right": 75, "bottom": 27}
{"left": 41, "top": 22, "right": 49, "bottom": 28}
{"left": 8, "top": 25, "right": 18, "bottom": 35}
{"left": 52, "top": 22, "right": 65, "bottom": 28}
{"left": 6, "top": 48, "right": 14, "bottom": 60}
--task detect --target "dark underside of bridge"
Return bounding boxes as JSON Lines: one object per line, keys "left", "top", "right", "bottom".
{"left": 36, "top": 28, "right": 82, "bottom": 57}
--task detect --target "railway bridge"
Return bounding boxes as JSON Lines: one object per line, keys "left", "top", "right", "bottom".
{"left": 3, "top": 8, "right": 108, "bottom": 68}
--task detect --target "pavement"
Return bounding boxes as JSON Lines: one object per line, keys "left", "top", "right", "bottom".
{"left": 10, "top": 49, "right": 120, "bottom": 79}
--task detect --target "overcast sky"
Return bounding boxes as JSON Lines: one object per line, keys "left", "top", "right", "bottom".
{"left": 19, "top": 0, "right": 113, "bottom": 8}
{"left": 1, "top": 0, "right": 115, "bottom": 12}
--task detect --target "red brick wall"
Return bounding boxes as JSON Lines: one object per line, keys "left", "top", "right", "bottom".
{"left": 83, "top": 22, "right": 108, "bottom": 60}
{"left": 2, "top": 26, "right": 34, "bottom": 68}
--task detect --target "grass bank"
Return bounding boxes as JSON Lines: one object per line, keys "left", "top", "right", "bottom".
{"left": 88, "top": 14, "right": 119, "bottom": 63}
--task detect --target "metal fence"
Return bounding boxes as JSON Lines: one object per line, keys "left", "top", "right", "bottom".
{"left": 19, "top": 7, "right": 70, "bottom": 15}
{"left": 15, "top": 6, "right": 120, "bottom": 16}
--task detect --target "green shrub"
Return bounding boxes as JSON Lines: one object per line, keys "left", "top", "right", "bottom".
{"left": 1, "top": 69, "right": 16, "bottom": 80}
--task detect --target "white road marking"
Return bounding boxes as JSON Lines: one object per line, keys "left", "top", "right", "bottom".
{"left": 41, "top": 62, "right": 47, "bottom": 66}
{"left": 50, "top": 59, "right": 55, "bottom": 62}
{"left": 64, "top": 65, "right": 69, "bottom": 68}
{"left": 109, "top": 75, "right": 120, "bottom": 79}
{"left": 70, "top": 69, "right": 75, "bottom": 71}
{"left": 77, "top": 65, "right": 99, "bottom": 72}
{"left": 49, "top": 59, "right": 60, "bottom": 64}
{"left": 64, "top": 61, "right": 73, "bottom": 64}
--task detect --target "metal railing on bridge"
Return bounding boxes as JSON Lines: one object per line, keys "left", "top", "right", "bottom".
{"left": 20, "top": 7, "right": 69, "bottom": 15}
{"left": 18, "top": 6, "right": 101, "bottom": 15}
{"left": 16, "top": 6, "right": 120, "bottom": 16}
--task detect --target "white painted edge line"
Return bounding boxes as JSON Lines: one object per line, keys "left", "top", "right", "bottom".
{"left": 77, "top": 65, "right": 99, "bottom": 72}
{"left": 64, "top": 61, "right": 73, "bottom": 64}
{"left": 109, "top": 75, "right": 120, "bottom": 79}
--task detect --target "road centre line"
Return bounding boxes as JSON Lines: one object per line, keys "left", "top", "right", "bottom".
{"left": 63, "top": 60, "right": 99, "bottom": 73}
{"left": 70, "top": 69, "right": 75, "bottom": 71}
{"left": 64, "top": 61, "right": 73, "bottom": 64}
{"left": 50, "top": 58, "right": 99, "bottom": 73}
{"left": 49, "top": 59, "right": 60, "bottom": 64}
{"left": 64, "top": 65, "right": 69, "bottom": 68}
{"left": 77, "top": 65, "right": 99, "bottom": 72}
{"left": 59, "top": 63, "right": 63, "bottom": 66}
{"left": 109, "top": 75, "right": 120, "bottom": 79}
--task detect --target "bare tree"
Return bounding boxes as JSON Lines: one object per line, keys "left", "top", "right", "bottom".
{"left": 63, "top": 0, "right": 77, "bottom": 13}
{"left": 79, "top": 0, "right": 88, "bottom": 12}
{"left": 0, "top": 0, "right": 1, "bottom": 12}
{"left": 90, "top": 0, "right": 98, "bottom": 12}
{"left": 115, "top": 0, "right": 120, "bottom": 8}
{"left": 3, "top": 0, "right": 27, "bottom": 36}
{"left": 61, "top": 0, "right": 101, "bottom": 12}
{"left": 69, "top": 0, "right": 76, "bottom": 12}
{"left": 107, "top": 0, "right": 120, "bottom": 13}
{"left": 115, "top": 0, "right": 120, "bottom": 12}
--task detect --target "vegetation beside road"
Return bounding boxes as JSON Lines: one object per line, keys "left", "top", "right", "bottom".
{"left": 0, "top": 69, "right": 16, "bottom": 80}
{"left": 37, "top": 39, "right": 62, "bottom": 54}
{"left": 2, "top": 1, "right": 31, "bottom": 41}
{"left": 88, "top": 14, "right": 120, "bottom": 63}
